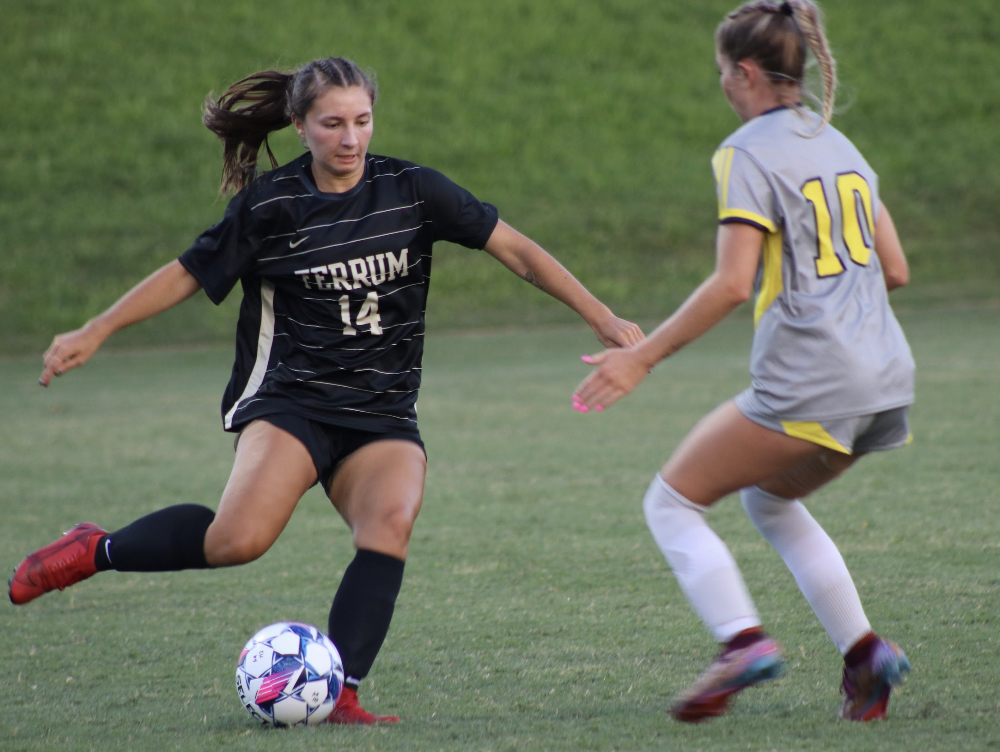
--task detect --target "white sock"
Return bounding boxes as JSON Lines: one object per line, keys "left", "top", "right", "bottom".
{"left": 740, "top": 485, "right": 871, "bottom": 654}
{"left": 643, "top": 475, "right": 761, "bottom": 642}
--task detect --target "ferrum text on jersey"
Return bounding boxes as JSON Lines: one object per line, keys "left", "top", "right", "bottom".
{"left": 294, "top": 248, "right": 409, "bottom": 291}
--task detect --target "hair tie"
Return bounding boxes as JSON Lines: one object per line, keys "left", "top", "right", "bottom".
{"left": 779, "top": 1, "right": 794, "bottom": 15}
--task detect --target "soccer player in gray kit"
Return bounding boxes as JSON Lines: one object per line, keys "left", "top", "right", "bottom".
{"left": 574, "top": 0, "right": 913, "bottom": 724}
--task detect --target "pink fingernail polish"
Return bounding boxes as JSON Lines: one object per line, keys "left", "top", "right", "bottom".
{"left": 574, "top": 404, "right": 589, "bottom": 413}
{"left": 595, "top": 405, "right": 604, "bottom": 413}
{"left": 581, "top": 355, "right": 593, "bottom": 364}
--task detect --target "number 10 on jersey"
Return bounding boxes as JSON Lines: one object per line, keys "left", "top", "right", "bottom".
{"left": 802, "top": 172, "right": 874, "bottom": 278}
{"left": 338, "top": 292, "right": 382, "bottom": 336}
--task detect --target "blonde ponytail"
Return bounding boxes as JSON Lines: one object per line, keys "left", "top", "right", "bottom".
{"left": 716, "top": 0, "right": 839, "bottom": 134}
{"left": 787, "top": 0, "right": 837, "bottom": 131}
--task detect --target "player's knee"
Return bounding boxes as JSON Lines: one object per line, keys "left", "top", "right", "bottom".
{"left": 204, "top": 526, "right": 271, "bottom": 567}
{"left": 643, "top": 474, "right": 703, "bottom": 528}
{"left": 353, "top": 502, "right": 419, "bottom": 557}
{"left": 741, "top": 486, "right": 788, "bottom": 534}
{"left": 381, "top": 504, "right": 419, "bottom": 546}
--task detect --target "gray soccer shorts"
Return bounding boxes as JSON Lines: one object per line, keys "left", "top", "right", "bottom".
{"left": 735, "top": 387, "right": 912, "bottom": 455}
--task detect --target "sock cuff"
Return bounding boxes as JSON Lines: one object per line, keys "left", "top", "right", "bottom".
{"left": 648, "top": 474, "right": 706, "bottom": 514}
{"left": 347, "top": 548, "right": 405, "bottom": 596}
{"left": 741, "top": 485, "right": 794, "bottom": 505}
{"left": 353, "top": 549, "right": 405, "bottom": 583}
{"left": 354, "top": 548, "right": 406, "bottom": 567}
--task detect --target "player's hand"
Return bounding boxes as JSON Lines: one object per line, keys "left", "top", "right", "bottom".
{"left": 591, "top": 315, "right": 644, "bottom": 349}
{"left": 572, "top": 346, "right": 653, "bottom": 413}
{"left": 39, "top": 323, "right": 106, "bottom": 387}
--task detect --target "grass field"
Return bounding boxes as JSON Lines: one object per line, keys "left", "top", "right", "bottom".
{"left": 2, "top": 305, "right": 998, "bottom": 751}
{"left": 4, "top": 0, "right": 1000, "bottom": 353}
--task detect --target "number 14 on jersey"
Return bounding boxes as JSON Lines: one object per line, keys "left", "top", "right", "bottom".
{"left": 338, "top": 292, "right": 382, "bottom": 336}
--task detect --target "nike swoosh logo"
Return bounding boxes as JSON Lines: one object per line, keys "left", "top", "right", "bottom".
{"left": 289, "top": 236, "right": 308, "bottom": 249}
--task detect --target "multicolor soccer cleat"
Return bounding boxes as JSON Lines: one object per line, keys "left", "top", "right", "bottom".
{"left": 670, "top": 637, "right": 784, "bottom": 723}
{"left": 839, "top": 638, "right": 910, "bottom": 721}
{"left": 325, "top": 687, "right": 399, "bottom": 725}
{"left": 8, "top": 522, "right": 107, "bottom": 605}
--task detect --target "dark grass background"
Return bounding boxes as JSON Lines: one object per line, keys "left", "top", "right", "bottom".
{"left": 3, "top": 0, "right": 999, "bottom": 354}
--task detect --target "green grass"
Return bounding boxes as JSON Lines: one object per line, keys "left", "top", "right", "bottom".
{"left": 3, "top": 0, "right": 999, "bottom": 354}
{"left": 2, "top": 305, "right": 999, "bottom": 751}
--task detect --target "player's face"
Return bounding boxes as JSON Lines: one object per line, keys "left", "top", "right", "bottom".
{"left": 294, "top": 85, "right": 374, "bottom": 192}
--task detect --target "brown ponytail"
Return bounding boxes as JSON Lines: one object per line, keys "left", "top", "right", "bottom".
{"left": 203, "top": 71, "right": 293, "bottom": 195}
{"left": 203, "top": 57, "right": 378, "bottom": 194}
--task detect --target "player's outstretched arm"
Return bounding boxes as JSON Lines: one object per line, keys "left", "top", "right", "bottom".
{"left": 482, "top": 220, "right": 644, "bottom": 348}
{"left": 39, "top": 260, "right": 202, "bottom": 386}
{"left": 573, "top": 222, "right": 762, "bottom": 412}
{"left": 874, "top": 202, "right": 909, "bottom": 291}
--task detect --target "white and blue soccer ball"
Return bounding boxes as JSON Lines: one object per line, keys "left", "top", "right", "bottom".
{"left": 235, "top": 621, "right": 344, "bottom": 727}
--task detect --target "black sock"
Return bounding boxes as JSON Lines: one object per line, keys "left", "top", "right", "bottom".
{"left": 94, "top": 504, "right": 215, "bottom": 572}
{"left": 329, "top": 549, "right": 405, "bottom": 684}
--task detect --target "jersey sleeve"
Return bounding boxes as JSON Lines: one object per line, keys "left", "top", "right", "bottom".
{"left": 178, "top": 189, "right": 261, "bottom": 305}
{"left": 418, "top": 167, "right": 499, "bottom": 249}
{"left": 711, "top": 146, "right": 779, "bottom": 234}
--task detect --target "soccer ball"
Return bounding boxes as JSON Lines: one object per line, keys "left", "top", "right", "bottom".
{"left": 235, "top": 621, "right": 344, "bottom": 727}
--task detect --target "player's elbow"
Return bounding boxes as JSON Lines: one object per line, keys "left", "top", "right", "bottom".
{"left": 883, "top": 264, "right": 909, "bottom": 291}
{"left": 733, "top": 284, "right": 753, "bottom": 305}
{"left": 717, "top": 276, "right": 753, "bottom": 306}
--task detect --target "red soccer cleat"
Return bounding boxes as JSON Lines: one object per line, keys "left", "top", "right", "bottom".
{"left": 325, "top": 687, "right": 399, "bottom": 725}
{"left": 8, "top": 523, "right": 107, "bottom": 605}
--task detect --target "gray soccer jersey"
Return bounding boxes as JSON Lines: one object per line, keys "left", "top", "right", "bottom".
{"left": 713, "top": 107, "right": 914, "bottom": 423}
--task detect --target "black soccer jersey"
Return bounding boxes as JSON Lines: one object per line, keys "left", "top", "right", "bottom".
{"left": 179, "top": 153, "right": 499, "bottom": 433}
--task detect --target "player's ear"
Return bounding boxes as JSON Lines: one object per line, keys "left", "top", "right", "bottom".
{"left": 291, "top": 116, "right": 307, "bottom": 145}
{"left": 737, "top": 59, "right": 764, "bottom": 88}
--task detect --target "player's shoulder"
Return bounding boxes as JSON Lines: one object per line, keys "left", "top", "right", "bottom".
{"left": 366, "top": 153, "right": 422, "bottom": 176}
{"left": 366, "top": 153, "right": 450, "bottom": 186}
{"left": 365, "top": 154, "right": 467, "bottom": 201}
{"left": 228, "top": 154, "right": 312, "bottom": 213}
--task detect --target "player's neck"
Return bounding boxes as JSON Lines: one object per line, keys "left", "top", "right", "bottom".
{"left": 310, "top": 161, "right": 366, "bottom": 194}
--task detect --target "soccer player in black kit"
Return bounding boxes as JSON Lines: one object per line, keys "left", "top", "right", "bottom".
{"left": 9, "top": 57, "right": 644, "bottom": 724}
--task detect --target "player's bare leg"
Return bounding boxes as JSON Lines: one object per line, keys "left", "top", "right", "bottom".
{"left": 324, "top": 439, "right": 426, "bottom": 724}
{"left": 203, "top": 420, "right": 318, "bottom": 567}
{"left": 757, "top": 449, "right": 860, "bottom": 499}
{"left": 327, "top": 439, "right": 426, "bottom": 560}
{"left": 660, "top": 400, "right": 829, "bottom": 506}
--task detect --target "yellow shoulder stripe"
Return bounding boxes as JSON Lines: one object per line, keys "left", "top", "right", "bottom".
{"left": 719, "top": 208, "right": 777, "bottom": 234}
{"left": 711, "top": 147, "right": 734, "bottom": 211}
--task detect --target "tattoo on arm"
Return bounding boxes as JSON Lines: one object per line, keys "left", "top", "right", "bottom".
{"left": 524, "top": 271, "right": 544, "bottom": 291}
